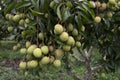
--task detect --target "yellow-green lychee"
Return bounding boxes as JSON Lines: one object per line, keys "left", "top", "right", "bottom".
{"left": 50, "top": 1, "right": 55, "bottom": 8}
{"left": 68, "top": 23, "right": 73, "bottom": 31}
{"left": 13, "top": 14, "right": 20, "bottom": 22}
{"left": 7, "top": 26, "right": 13, "bottom": 32}
{"left": 66, "top": 36, "right": 75, "bottom": 46}
{"left": 41, "top": 56, "right": 50, "bottom": 65}
{"left": 49, "top": 45, "right": 54, "bottom": 52}
{"left": 76, "top": 41, "right": 81, "bottom": 48}
{"left": 101, "top": 3, "right": 107, "bottom": 10}
{"left": 19, "top": 19, "right": 25, "bottom": 26}
{"left": 27, "top": 45, "right": 37, "bottom": 54}
{"left": 107, "top": 11, "right": 113, "bottom": 18}
{"left": 54, "top": 24, "right": 63, "bottom": 34}
{"left": 19, "top": 61, "right": 26, "bottom": 69}
{"left": 94, "top": 16, "right": 101, "bottom": 23}
{"left": 53, "top": 60, "right": 61, "bottom": 67}
{"left": 41, "top": 45, "right": 49, "bottom": 55}
{"left": 95, "top": 1, "right": 101, "bottom": 8}
{"left": 33, "top": 48, "right": 42, "bottom": 58}
{"left": 25, "top": 18, "right": 30, "bottom": 23}
{"left": 59, "top": 32, "right": 69, "bottom": 42}
{"left": 81, "top": 25, "right": 85, "bottom": 32}
{"left": 27, "top": 60, "right": 38, "bottom": 68}
{"left": 20, "top": 48, "right": 27, "bottom": 54}
{"left": 25, "top": 41, "right": 31, "bottom": 48}
{"left": 62, "top": 45, "right": 71, "bottom": 52}
{"left": 72, "top": 28, "right": 78, "bottom": 36}
{"left": 109, "top": 0, "right": 116, "bottom": 5}
{"left": 38, "top": 32, "right": 44, "bottom": 40}
{"left": 13, "top": 45, "right": 18, "bottom": 51}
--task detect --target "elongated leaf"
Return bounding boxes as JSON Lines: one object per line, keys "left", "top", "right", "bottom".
{"left": 16, "top": 1, "right": 31, "bottom": 9}
{"left": 4, "top": 2, "right": 16, "bottom": 14}
{"left": 29, "top": 8, "right": 44, "bottom": 16}
{"left": 62, "top": 8, "right": 71, "bottom": 22}
{"left": 56, "top": 3, "right": 63, "bottom": 21}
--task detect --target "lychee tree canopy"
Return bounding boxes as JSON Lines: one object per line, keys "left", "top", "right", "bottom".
{"left": 2, "top": 0, "right": 120, "bottom": 72}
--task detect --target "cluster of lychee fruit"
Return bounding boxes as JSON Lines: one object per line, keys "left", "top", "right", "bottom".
{"left": 17, "top": 23, "right": 84, "bottom": 71}
{"left": 5, "top": 12, "right": 30, "bottom": 32}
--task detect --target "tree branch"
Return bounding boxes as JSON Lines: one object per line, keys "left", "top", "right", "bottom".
{"left": 72, "top": 54, "right": 85, "bottom": 64}
{"left": 88, "top": 46, "right": 94, "bottom": 59}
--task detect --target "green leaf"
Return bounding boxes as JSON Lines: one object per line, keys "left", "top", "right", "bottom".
{"left": 4, "top": 2, "right": 17, "bottom": 14}
{"left": 16, "top": 1, "right": 31, "bottom": 9}
{"left": 56, "top": 3, "right": 63, "bottom": 21}
{"left": 62, "top": 8, "right": 71, "bottom": 22}
{"left": 29, "top": 8, "right": 44, "bottom": 16}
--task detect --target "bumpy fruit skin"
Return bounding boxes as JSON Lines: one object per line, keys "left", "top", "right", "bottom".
{"left": 76, "top": 41, "right": 81, "bottom": 48}
{"left": 25, "top": 41, "right": 31, "bottom": 48}
{"left": 41, "top": 46, "right": 49, "bottom": 55}
{"left": 101, "top": 3, "right": 107, "bottom": 10}
{"left": 59, "top": 32, "right": 69, "bottom": 42}
{"left": 95, "top": 1, "right": 101, "bottom": 8}
{"left": 25, "top": 18, "right": 30, "bottom": 23}
{"left": 72, "top": 28, "right": 78, "bottom": 36}
{"left": 5, "top": 14, "right": 10, "bottom": 20}
{"left": 38, "top": 32, "right": 44, "bottom": 40}
{"left": 13, "top": 46, "right": 18, "bottom": 51}
{"left": 20, "top": 48, "right": 27, "bottom": 54}
{"left": 81, "top": 25, "right": 85, "bottom": 32}
{"left": 41, "top": 56, "right": 50, "bottom": 65}
{"left": 8, "top": 15, "right": 14, "bottom": 20}
{"left": 19, "top": 61, "right": 26, "bottom": 69}
{"left": 13, "top": 15, "right": 20, "bottom": 22}
{"left": 27, "top": 45, "right": 37, "bottom": 54}
{"left": 101, "top": 73, "right": 106, "bottom": 78}
{"left": 94, "top": 16, "right": 101, "bottom": 23}
{"left": 89, "top": 1, "right": 96, "bottom": 8}
{"left": 66, "top": 36, "right": 75, "bottom": 46}
{"left": 62, "top": 45, "right": 71, "bottom": 52}
{"left": 7, "top": 26, "right": 13, "bottom": 32}
{"left": 17, "top": 43, "right": 21, "bottom": 48}
{"left": 68, "top": 23, "right": 73, "bottom": 31}
{"left": 55, "top": 49, "right": 63, "bottom": 59}
{"left": 107, "top": 12, "right": 113, "bottom": 18}
{"left": 109, "top": 0, "right": 116, "bottom": 5}
{"left": 27, "top": 60, "right": 38, "bottom": 68}
{"left": 50, "top": 1, "right": 55, "bottom": 8}
{"left": 19, "top": 19, "right": 25, "bottom": 26}
{"left": 33, "top": 48, "right": 42, "bottom": 58}
{"left": 53, "top": 60, "right": 61, "bottom": 67}
{"left": 54, "top": 24, "right": 63, "bottom": 34}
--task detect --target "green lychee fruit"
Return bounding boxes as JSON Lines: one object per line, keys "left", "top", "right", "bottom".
{"left": 94, "top": 16, "right": 101, "bottom": 23}
{"left": 41, "top": 56, "right": 50, "bottom": 65}
{"left": 13, "top": 46, "right": 18, "bottom": 51}
{"left": 19, "top": 19, "right": 25, "bottom": 26}
{"left": 95, "top": 1, "right": 101, "bottom": 8}
{"left": 68, "top": 23, "right": 73, "bottom": 31}
{"left": 101, "top": 3, "right": 107, "bottom": 10}
{"left": 41, "top": 45, "right": 49, "bottom": 55}
{"left": 17, "top": 43, "right": 21, "bottom": 48}
{"left": 27, "top": 60, "right": 38, "bottom": 68}
{"left": 5, "top": 14, "right": 10, "bottom": 20}
{"left": 27, "top": 45, "right": 37, "bottom": 54}
{"left": 50, "top": 56, "right": 55, "bottom": 63}
{"left": 19, "top": 61, "right": 26, "bottom": 69}
{"left": 54, "top": 24, "right": 63, "bottom": 34}
{"left": 76, "top": 34, "right": 82, "bottom": 40}
{"left": 25, "top": 41, "right": 31, "bottom": 48}
{"left": 107, "top": 11, "right": 113, "bottom": 18}
{"left": 72, "top": 28, "right": 78, "bottom": 36}
{"left": 20, "top": 48, "right": 27, "bottom": 54}
{"left": 89, "top": 1, "right": 96, "bottom": 8}
{"left": 8, "top": 14, "right": 14, "bottom": 20}
{"left": 81, "top": 25, "right": 85, "bottom": 32}
{"left": 7, "top": 26, "right": 13, "bottom": 32}
{"left": 62, "top": 45, "right": 71, "bottom": 52}
{"left": 25, "top": 18, "right": 30, "bottom": 23}
{"left": 53, "top": 60, "right": 61, "bottom": 67}
{"left": 13, "top": 14, "right": 20, "bottom": 22}
{"left": 59, "top": 32, "right": 69, "bottom": 42}
{"left": 38, "top": 32, "right": 44, "bottom": 40}
{"left": 50, "top": 1, "right": 55, "bottom": 8}
{"left": 109, "top": 0, "right": 116, "bottom": 5}
{"left": 76, "top": 41, "right": 81, "bottom": 48}
{"left": 33, "top": 48, "right": 42, "bottom": 58}
{"left": 66, "top": 36, "right": 75, "bottom": 46}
